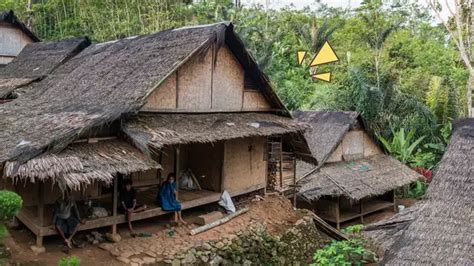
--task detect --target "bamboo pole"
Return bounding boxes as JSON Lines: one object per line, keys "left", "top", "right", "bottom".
{"left": 190, "top": 208, "right": 249, "bottom": 235}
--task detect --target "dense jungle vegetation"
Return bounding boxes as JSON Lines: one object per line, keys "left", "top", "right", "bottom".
{"left": 1, "top": 0, "right": 470, "bottom": 171}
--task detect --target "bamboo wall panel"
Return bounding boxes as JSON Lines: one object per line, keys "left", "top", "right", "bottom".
{"left": 222, "top": 137, "right": 266, "bottom": 193}
{"left": 178, "top": 48, "right": 212, "bottom": 109}
{"left": 342, "top": 130, "right": 364, "bottom": 161}
{"left": 0, "top": 24, "right": 32, "bottom": 57}
{"left": 363, "top": 132, "right": 382, "bottom": 157}
{"left": 242, "top": 90, "right": 271, "bottom": 110}
{"left": 143, "top": 73, "right": 177, "bottom": 109}
{"left": 212, "top": 45, "right": 244, "bottom": 110}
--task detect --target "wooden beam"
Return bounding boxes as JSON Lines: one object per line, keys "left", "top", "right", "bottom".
{"left": 139, "top": 107, "right": 284, "bottom": 114}
{"left": 336, "top": 197, "right": 341, "bottom": 230}
{"left": 38, "top": 182, "right": 44, "bottom": 227}
{"left": 174, "top": 146, "right": 180, "bottom": 199}
{"left": 112, "top": 177, "right": 118, "bottom": 234}
{"left": 190, "top": 208, "right": 249, "bottom": 235}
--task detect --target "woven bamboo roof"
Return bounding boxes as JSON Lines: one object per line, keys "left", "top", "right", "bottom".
{"left": 298, "top": 154, "right": 420, "bottom": 201}
{"left": 380, "top": 119, "right": 474, "bottom": 265}
{"left": 3, "top": 139, "right": 160, "bottom": 190}
{"left": 123, "top": 112, "right": 308, "bottom": 152}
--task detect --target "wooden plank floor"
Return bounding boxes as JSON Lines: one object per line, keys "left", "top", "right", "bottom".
{"left": 17, "top": 189, "right": 221, "bottom": 237}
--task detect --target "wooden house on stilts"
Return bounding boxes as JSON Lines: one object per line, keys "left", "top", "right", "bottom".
{"left": 0, "top": 22, "right": 314, "bottom": 247}
{"left": 294, "top": 111, "right": 420, "bottom": 229}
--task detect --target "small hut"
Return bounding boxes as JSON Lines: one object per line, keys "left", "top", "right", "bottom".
{"left": 294, "top": 111, "right": 420, "bottom": 229}
{"left": 365, "top": 119, "right": 474, "bottom": 264}
{"left": 0, "top": 22, "right": 313, "bottom": 247}
{"left": 0, "top": 10, "right": 39, "bottom": 65}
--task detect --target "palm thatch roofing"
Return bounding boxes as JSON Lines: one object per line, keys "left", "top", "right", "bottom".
{"left": 0, "top": 10, "right": 40, "bottom": 42}
{"left": 292, "top": 111, "right": 360, "bottom": 165}
{"left": 123, "top": 112, "right": 308, "bottom": 152}
{"left": 298, "top": 154, "right": 420, "bottom": 201}
{"left": 3, "top": 139, "right": 160, "bottom": 191}
{"left": 0, "top": 22, "right": 289, "bottom": 165}
{"left": 0, "top": 37, "right": 90, "bottom": 98}
{"left": 380, "top": 119, "right": 474, "bottom": 265}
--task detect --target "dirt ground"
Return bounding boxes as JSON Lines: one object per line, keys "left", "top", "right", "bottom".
{"left": 4, "top": 196, "right": 418, "bottom": 265}
{"left": 4, "top": 195, "right": 305, "bottom": 265}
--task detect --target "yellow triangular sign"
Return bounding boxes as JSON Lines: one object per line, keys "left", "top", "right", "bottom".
{"left": 297, "top": 51, "right": 307, "bottom": 65}
{"left": 310, "top": 41, "right": 338, "bottom": 66}
{"left": 312, "top": 72, "right": 331, "bottom": 82}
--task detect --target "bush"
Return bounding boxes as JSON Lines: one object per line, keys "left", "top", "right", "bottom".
{"left": 342, "top": 224, "right": 364, "bottom": 235}
{"left": 311, "top": 237, "right": 377, "bottom": 266}
{"left": 0, "top": 190, "right": 23, "bottom": 221}
{"left": 58, "top": 256, "right": 81, "bottom": 266}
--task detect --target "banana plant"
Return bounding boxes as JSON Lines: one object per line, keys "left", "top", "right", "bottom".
{"left": 378, "top": 127, "right": 425, "bottom": 164}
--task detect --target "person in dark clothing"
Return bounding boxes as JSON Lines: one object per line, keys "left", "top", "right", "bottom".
{"left": 53, "top": 189, "right": 84, "bottom": 249}
{"left": 120, "top": 179, "right": 147, "bottom": 234}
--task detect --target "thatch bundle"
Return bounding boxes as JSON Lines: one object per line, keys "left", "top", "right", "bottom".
{"left": 381, "top": 119, "right": 474, "bottom": 265}
{"left": 4, "top": 139, "right": 160, "bottom": 191}
{"left": 123, "top": 112, "right": 308, "bottom": 153}
{"left": 298, "top": 154, "right": 420, "bottom": 201}
{"left": 0, "top": 22, "right": 286, "bottom": 166}
{"left": 0, "top": 77, "right": 36, "bottom": 98}
{"left": 293, "top": 111, "right": 359, "bottom": 164}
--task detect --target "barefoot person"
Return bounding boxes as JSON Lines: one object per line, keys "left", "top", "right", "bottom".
{"left": 53, "top": 189, "right": 84, "bottom": 250}
{"left": 159, "top": 173, "right": 186, "bottom": 224}
{"left": 120, "top": 179, "right": 147, "bottom": 235}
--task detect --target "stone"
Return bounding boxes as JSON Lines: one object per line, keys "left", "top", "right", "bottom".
{"left": 183, "top": 253, "right": 196, "bottom": 264}
{"left": 106, "top": 233, "right": 122, "bottom": 243}
{"left": 99, "top": 243, "right": 114, "bottom": 251}
{"left": 142, "top": 256, "right": 156, "bottom": 264}
{"left": 30, "top": 245, "right": 45, "bottom": 255}
{"left": 116, "top": 256, "right": 130, "bottom": 264}
{"left": 130, "top": 263, "right": 139, "bottom": 266}
{"left": 203, "top": 243, "right": 212, "bottom": 250}
{"left": 121, "top": 250, "right": 134, "bottom": 258}
{"left": 144, "top": 250, "right": 156, "bottom": 257}
{"left": 214, "top": 241, "right": 225, "bottom": 249}
{"left": 209, "top": 255, "right": 223, "bottom": 266}
{"left": 171, "top": 259, "right": 180, "bottom": 266}
{"left": 200, "top": 256, "right": 209, "bottom": 263}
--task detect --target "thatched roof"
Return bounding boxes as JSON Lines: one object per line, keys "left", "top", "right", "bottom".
{"left": 0, "top": 37, "right": 90, "bottom": 98}
{"left": 298, "top": 154, "right": 420, "bottom": 201}
{"left": 0, "top": 10, "right": 40, "bottom": 42}
{"left": 363, "top": 204, "right": 420, "bottom": 252}
{"left": 3, "top": 139, "right": 160, "bottom": 190}
{"left": 123, "top": 112, "right": 308, "bottom": 152}
{"left": 293, "top": 111, "right": 359, "bottom": 165}
{"left": 381, "top": 119, "right": 474, "bottom": 265}
{"left": 0, "top": 22, "right": 289, "bottom": 164}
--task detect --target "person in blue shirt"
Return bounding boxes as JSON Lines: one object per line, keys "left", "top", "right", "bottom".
{"left": 158, "top": 173, "right": 186, "bottom": 224}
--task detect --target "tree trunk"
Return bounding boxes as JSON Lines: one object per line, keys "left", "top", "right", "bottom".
{"left": 468, "top": 73, "right": 473, "bottom": 117}
{"left": 469, "top": 0, "right": 474, "bottom": 117}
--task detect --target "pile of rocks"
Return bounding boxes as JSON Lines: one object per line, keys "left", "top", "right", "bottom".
{"left": 85, "top": 231, "right": 121, "bottom": 245}
{"left": 174, "top": 216, "right": 330, "bottom": 265}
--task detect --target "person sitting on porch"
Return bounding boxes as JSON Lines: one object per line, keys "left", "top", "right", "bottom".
{"left": 158, "top": 173, "right": 186, "bottom": 224}
{"left": 120, "top": 179, "right": 147, "bottom": 235}
{"left": 53, "top": 189, "right": 84, "bottom": 250}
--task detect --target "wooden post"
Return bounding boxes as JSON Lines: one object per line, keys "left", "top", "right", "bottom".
{"left": 335, "top": 197, "right": 341, "bottom": 230}
{"left": 175, "top": 145, "right": 180, "bottom": 199}
{"left": 360, "top": 200, "right": 364, "bottom": 224}
{"left": 36, "top": 182, "right": 44, "bottom": 247}
{"left": 292, "top": 157, "right": 297, "bottom": 207}
{"left": 392, "top": 190, "right": 397, "bottom": 212}
{"left": 279, "top": 138, "right": 283, "bottom": 191}
{"left": 111, "top": 177, "right": 118, "bottom": 234}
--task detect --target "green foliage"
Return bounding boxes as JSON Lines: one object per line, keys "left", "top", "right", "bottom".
{"left": 311, "top": 237, "right": 377, "bottom": 266}
{"left": 407, "top": 181, "right": 429, "bottom": 199}
{"left": 0, "top": 191, "right": 22, "bottom": 222}
{"left": 378, "top": 128, "right": 425, "bottom": 164}
{"left": 58, "top": 256, "right": 81, "bottom": 266}
{"left": 342, "top": 224, "right": 364, "bottom": 234}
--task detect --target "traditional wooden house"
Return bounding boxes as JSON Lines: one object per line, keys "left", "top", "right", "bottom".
{"left": 294, "top": 111, "right": 420, "bottom": 229}
{"left": 0, "top": 22, "right": 313, "bottom": 247}
{"left": 364, "top": 119, "right": 473, "bottom": 264}
{"left": 0, "top": 10, "right": 39, "bottom": 65}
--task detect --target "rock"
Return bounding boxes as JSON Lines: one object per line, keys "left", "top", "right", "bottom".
{"left": 131, "top": 257, "right": 143, "bottom": 263}
{"left": 92, "top": 239, "right": 99, "bottom": 245}
{"left": 214, "top": 241, "right": 225, "bottom": 249}
{"left": 183, "top": 253, "right": 196, "bottom": 264}
{"left": 171, "top": 259, "right": 180, "bottom": 266}
{"left": 99, "top": 243, "right": 113, "bottom": 251}
{"left": 142, "top": 256, "right": 156, "bottom": 264}
{"left": 106, "top": 233, "right": 122, "bottom": 243}
{"left": 203, "top": 243, "right": 212, "bottom": 250}
{"left": 116, "top": 256, "right": 130, "bottom": 264}
{"left": 200, "top": 256, "right": 209, "bottom": 263}
{"left": 121, "top": 250, "right": 134, "bottom": 258}
{"left": 209, "top": 255, "right": 223, "bottom": 265}
{"left": 145, "top": 250, "right": 156, "bottom": 257}
{"left": 130, "top": 263, "right": 139, "bottom": 266}
{"left": 30, "top": 245, "right": 45, "bottom": 255}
